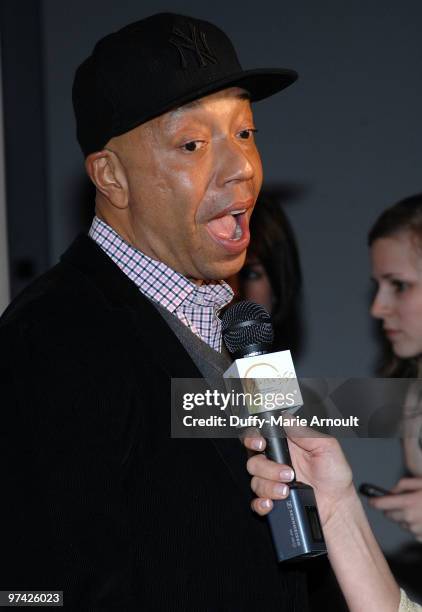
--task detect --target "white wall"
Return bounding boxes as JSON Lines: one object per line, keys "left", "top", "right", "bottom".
{"left": 0, "top": 44, "right": 10, "bottom": 314}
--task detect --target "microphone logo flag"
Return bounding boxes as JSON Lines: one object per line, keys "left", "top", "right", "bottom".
{"left": 223, "top": 349, "right": 303, "bottom": 416}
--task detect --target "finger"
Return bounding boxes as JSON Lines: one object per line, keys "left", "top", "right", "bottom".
{"left": 242, "top": 432, "right": 266, "bottom": 452}
{"left": 408, "top": 477, "right": 422, "bottom": 487}
{"left": 369, "top": 494, "right": 409, "bottom": 511}
{"left": 247, "top": 453, "right": 295, "bottom": 482}
{"left": 251, "top": 497, "right": 273, "bottom": 516}
{"left": 250, "top": 476, "right": 290, "bottom": 500}
{"left": 283, "top": 424, "right": 340, "bottom": 453}
{"left": 392, "top": 478, "right": 422, "bottom": 493}
{"left": 384, "top": 510, "right": 405, "bottom": 522}
{"left": 408, "top": 524, "right": 422, "bottom": 536}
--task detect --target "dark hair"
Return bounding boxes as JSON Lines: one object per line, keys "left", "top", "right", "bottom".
{"left": 369, "top": 194, "right": 422, "bottom": 376}
{"left": 240, "top": 196, "right": 302, "bottom": 352}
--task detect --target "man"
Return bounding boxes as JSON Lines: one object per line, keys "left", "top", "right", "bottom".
{"left": 0, "top": 13, "right": 303, "bottom": 611}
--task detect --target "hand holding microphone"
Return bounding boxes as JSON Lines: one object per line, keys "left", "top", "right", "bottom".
{"left": 220, "top": 303, "right": 401, "bottom": 608}
{"left": 244, "top": 428, "right": 354, "bottom": 528}
{"left": 221, "top": 301, "right": 328, "bottom": 561}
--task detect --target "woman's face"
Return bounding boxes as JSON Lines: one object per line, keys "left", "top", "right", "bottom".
{"left": 371, "top": 231, "right": 422, "bottom": 358}
{"left": 238, "top": 257, "right": 273, "bottom": 314}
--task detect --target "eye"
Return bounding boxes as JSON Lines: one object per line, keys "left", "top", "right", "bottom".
{"left": 240, "top": 265, "right": 263, "bottom": 281}
{"left": 391, "top": 279, "right": 409, "bottom": 293}
{"left": 237, "top": 128, "right": 258, "bottom": 140}
{"left": 180, "top": 140, "right": 206, "bottom": 152}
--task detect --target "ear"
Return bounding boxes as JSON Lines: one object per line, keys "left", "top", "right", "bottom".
{"left": 85, "top": 149, "right": 128, "bottom": 209}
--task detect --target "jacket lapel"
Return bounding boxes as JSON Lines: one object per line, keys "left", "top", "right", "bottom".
{"left": 61, "top": 235, "right": 252, "bottom": 500}
{"left": 61, "top": 234, "right": 201, "bottom": 379}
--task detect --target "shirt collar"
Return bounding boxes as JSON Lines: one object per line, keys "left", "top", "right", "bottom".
{"left": 88, "top": 216, "right": 233, "bottom": 313}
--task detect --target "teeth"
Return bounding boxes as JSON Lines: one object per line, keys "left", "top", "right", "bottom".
{"left": 231, "top": 209, "right": 245, "bottom": 240}
{"left": 233, "top": 223, "right": 242, "bottom": 240}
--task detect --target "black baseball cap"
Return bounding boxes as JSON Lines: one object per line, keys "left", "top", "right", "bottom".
{"left": 73, "top": 13, "right": 298, "bottom": 156}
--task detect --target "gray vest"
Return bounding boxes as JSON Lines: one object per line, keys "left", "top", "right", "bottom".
{"left": 154, "top": 302, "right": 232, "bottom": 387}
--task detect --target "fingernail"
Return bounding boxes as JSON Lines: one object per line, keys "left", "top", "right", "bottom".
{"left": 252, "top": 438, "right": 263, "bottom": 451}
{"left": 275, "top": 484, "right": 289, "bottom": 497}
{"left": 280, "top": 468, "right": 294, "bottom": 481}
{"left": 259, "top": 499, "right": 272, "bottom": 509}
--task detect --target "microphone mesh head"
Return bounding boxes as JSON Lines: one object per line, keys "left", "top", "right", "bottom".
{"left": 221, "top": 301, "right": 274, "bottom": 357}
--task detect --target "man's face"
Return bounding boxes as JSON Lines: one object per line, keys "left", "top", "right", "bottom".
{"left": 109, "top": 87, "right": 263, "bottom": 282}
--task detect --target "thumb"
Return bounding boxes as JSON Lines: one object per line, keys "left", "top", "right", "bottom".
{"left": 392, "top": 477, "right": 422, "bottom": 493}
{"left": 283, "top": 422, "right": 334, "bottom": 453}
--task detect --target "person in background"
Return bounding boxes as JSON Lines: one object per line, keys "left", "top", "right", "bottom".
{"left": 228, "top": 193, "right": 303, "bottom": 354}
{"left": 368, "top": 194, "right": 422, "bottom": 541}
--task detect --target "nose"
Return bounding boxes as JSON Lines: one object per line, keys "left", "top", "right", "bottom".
{"left": 370, "top": 286, "right": 392, "bottom": 320}
{"left": 215, "top": 138, "right": 260, "bottom": 187}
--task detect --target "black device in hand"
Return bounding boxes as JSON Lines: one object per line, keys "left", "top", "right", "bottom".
{"left": 221, "top": 300, "right": 327, "bottom": 562}
{"left": 359, "top": 482, "right": 392, "bottom": 498}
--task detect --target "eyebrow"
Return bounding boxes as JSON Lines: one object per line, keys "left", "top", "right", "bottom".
{"left": 372, "top": 273, "right": 406, "bottom": 281}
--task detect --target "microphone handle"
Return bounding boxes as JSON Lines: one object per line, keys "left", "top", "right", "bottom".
{"left": 260, "top": 423, "right": 293, "bottom": 469}
{"left": 260, "top": 422, "right": 327, "bottom": 561}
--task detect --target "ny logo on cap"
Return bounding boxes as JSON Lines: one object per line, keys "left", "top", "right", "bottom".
{"left": 169, "top": 23, "right": 218, "bottom": 69}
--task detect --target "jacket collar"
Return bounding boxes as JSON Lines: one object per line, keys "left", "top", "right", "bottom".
{"left": 61, "top": 234, "right": 252, "bottom": 501}
{"left": 61, "top": 234, "right": 201, "bottom": 379}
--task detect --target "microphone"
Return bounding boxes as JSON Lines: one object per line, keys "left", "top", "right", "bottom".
{"left": 221, "top": 301, "right": 327, "bottom": 562}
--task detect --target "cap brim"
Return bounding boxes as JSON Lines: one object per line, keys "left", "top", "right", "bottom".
{"left": 110, "top": 68, "right": 297, "bottom": 142}
{"left": 215, "top": 68, "right": 298, "bottom": 102}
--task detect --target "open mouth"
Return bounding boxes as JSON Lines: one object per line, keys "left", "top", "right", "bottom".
{"left": 206, "top": 209, "right": 247, "bottom": 241}
{"left": 205, "top": 199, "right": 253, "bottom": 255}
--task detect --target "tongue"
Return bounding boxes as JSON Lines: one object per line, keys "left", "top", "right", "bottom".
{"left": 207, "top": 214, "right": 237, "bottom": 239}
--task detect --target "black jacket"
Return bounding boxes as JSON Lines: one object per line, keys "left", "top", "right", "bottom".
{"left": 0, "top": 235, "right": 308, "bottom": 611}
